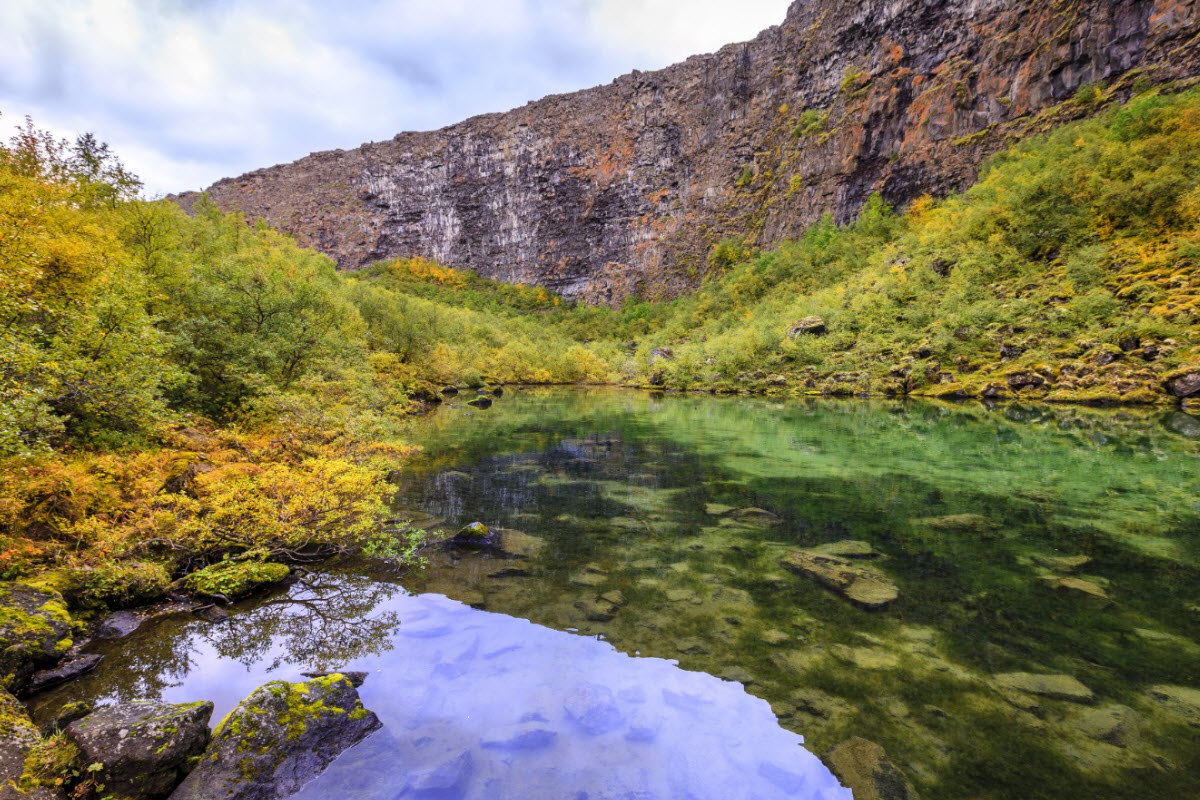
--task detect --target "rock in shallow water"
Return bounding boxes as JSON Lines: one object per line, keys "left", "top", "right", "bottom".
{"left": 170, "top": 675, "right": 380, "bottom": 800}
{"left": 23, "top": 653, "right": 103, "bottom": 695}
{"left": 993, "top": 672, "right": 1095, "bottom": 703}
{"left": 67, "top": 699, "right": 213, "bottom": 800}
{"left": 823, "top": 737, "right": 919, "bottom": 800}
{"left": 780, "top": 550, "right": 900, "bottom": 610}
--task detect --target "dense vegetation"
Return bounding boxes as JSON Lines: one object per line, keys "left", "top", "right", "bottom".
{"left": 1, "top": 85, "right": 1199, "bottom": 612}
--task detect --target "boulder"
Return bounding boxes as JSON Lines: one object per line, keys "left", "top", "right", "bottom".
{"left": 97, "top": 610, "right": 143, "bottom": 639}
{"left": 730, "top": 507, "right": 783, "bottom": 526}
{"left": 1164, "top": 370, "right": 1200, "bottom": 398}
{"left": 780, "top": 550, "right": 899, "bottom": 610}
{"left": 787, "top": 316, "right": 827, "bottom": 338}
{"left": 563, "top": 684, "right": 623, "bottom": 735}
{"left": 822, "top": 737, "right": 919, "bottom": 800}
{"left": 66, "top": 700, "right": 213, "bottom": 799}
{"left": 993, "top": 672, "right": 1094, "bottom": 703}
{"left": 466, "top": 396, "right": 492, "bottom": 409}
{"left": 0, "top": 583, "right": 73, "bottom": 694}
{"left": 23, "top": 654, "right": 103, "bottom": 696}
{"left": 649, "top": 347, "right": 675, "bottom": 363}
{"left": 446, "top": 522, "right": 499, "bottom": 551}
{"left": 1, "top": 687, "right": 51, "bottom": 798}
{"left": 177, "top": 561, "right": 291, "bottom": 603}
{"left": 170, "top": 675, "right": 380, "bottom": 800}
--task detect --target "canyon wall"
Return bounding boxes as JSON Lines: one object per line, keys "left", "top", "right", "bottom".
{"left": 178, "top": 0, "right": 1200, "bottom": 304}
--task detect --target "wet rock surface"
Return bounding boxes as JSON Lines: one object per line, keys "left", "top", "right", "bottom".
{"left": 66, "top": 700, "right": 213, "bottom": 799}
{"left": 171, "top": 675, "right": 380, "bottom": 800}
{"left": 0, "top": 687, "right": 45, "bottom": 798}
{"left": 23, "top": 654, "right": 103, "bottom": 696}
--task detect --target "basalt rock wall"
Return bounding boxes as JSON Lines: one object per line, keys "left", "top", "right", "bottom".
{"left": 177, "top": 0, "right": 1200, "bottom": 304}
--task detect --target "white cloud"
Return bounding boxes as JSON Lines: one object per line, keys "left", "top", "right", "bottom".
{"left": 0, "top": 0, "right": 792, "bottom": 195}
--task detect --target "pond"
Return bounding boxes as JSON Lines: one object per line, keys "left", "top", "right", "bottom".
{"left": 32, "top": 388, "right": 1200, "bottom": 799}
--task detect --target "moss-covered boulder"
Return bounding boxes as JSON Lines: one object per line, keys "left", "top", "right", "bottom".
{"left": 0, "top": 583, "right": 72, "bottom": 694}
{"left": 177, "top": 561, "right": 291, "bottom": 602}
{"left": 446, "top": 522, "right": 499, "bottom": 551}
{"left": 1, "top": 687, "right": 52, "bottom": 799}
{"left": 65, "top": 700, "right": 213, "bottom": 799}
{"left": 171, "top": 675, "right": 379, "bottom": 800}
{"left": 28, "top": 562, "right": 171, "bottom": 612}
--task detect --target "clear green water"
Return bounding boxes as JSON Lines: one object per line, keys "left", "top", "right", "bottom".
{"left": 394, "top": 388, "right": 1200, "bottom": 800}
{"left": 32, "top": 388, "right": 1200, "bottom": 799}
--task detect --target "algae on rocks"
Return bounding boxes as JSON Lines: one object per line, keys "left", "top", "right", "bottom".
{"left": 0, "top": 583, "right": 73, "bottom": 694}
{"left": 171, "top": 674, "right": 380, "bottom": 800}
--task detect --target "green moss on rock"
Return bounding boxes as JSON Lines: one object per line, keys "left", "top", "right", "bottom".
{"left": 178, "top": 561, "right": 291, "bottom": 601}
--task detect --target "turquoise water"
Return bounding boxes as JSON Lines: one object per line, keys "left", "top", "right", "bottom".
{"left": 33, "top": 388, "right": 1200, "bottom": 799}
{"left": 393, "top": 388, "right": 1200, "bottom": 799}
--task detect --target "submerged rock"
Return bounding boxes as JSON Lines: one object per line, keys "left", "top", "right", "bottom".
{"left": 1072, "top": 704, "right": 1139, "bottom": 747}
{"left": 0, "top": 583, "right": 73, "bottom": 694}
{"left": 496, "top": 530, "right": 545, "bottom": 559}
{"left": 1145, "top": 684, "right": 1200, "bottom": 728}
{"left": 23, "top": 653, "right": 103, "bottom": 695}
{"left": 466, "top": 396, "right": 493, "bottom": 409}
{"left": 1039, "top": 575, "right": 1111, "bottom": 608}
{"left": 814, "top": 540, "right": 881, "bottom": 559}
{"left": 171, "top": 675, "right": 380, "bottom": 800}
{"left": 780, "top": 550, "right": 900, "bottom": 610}
{"left": 823, "top": 737, "right": 919, "bottom": 800}
{"left": 994, "top": 672, "right": 1094, "bottom": 703}
{"left": 913, "top": 514, "right": 1000, "bottom": 536}
{"left": 730, "top": 507, "right": 783, "bottom": 526}
{"left": 67, "top": 699, "right": 213, "bottom": 799}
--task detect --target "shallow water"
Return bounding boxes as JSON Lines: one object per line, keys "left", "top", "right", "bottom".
{"left": 35, "top": 389, "right": 1200, "bottom": 799}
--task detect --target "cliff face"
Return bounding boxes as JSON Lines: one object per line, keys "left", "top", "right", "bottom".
{"left": 180, "top": 0, "right": 1200, "bottom": 304}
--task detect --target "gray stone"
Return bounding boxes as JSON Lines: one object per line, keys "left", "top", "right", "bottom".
{"left": 67, "top": 699, "right": 213, "bottom": 799}
{"left": 1146, "top": 684, "right": 1200, "bottom": 728}
{"left": 97, "top": 610, "right": 143, "bottom": 639}
{"left": 170, "top": 675, "right": 380, "bottom": 800}
{"left": 814, "top": 540, "right": 881, "bottom": 559}
{"left": 23, "top": 654, "right": 103, "bottom": 695}
{"left": 788, "top": 316, "right": 827, "bottom": 338}
{"left": 1072, "top": 704, "right": 1138, "bottom": 747}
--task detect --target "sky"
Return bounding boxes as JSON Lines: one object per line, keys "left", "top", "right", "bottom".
{"left": 0, "top": 0, "right": 793, "bottom": 196}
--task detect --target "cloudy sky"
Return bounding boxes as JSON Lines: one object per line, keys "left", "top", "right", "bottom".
{"left": 0, "top": 0, "right": 792, "bottom": 195}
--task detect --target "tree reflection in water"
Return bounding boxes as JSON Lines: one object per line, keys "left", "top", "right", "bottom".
{"left": 203, "top": 572, "right": 403, "bottom": 672}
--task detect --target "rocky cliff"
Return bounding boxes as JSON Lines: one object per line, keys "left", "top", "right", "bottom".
{"left": 178, "top": 0, "right": 1200, "bottom": 304}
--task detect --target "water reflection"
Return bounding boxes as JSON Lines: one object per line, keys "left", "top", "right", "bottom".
{"left": 35, "top": 575, "right": 850, "bottom": 800}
